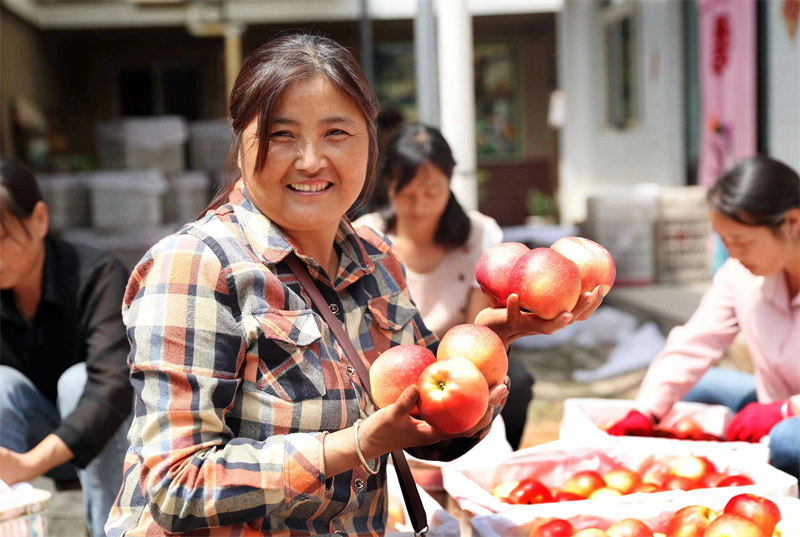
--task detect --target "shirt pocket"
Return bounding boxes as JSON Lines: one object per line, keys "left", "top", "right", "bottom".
{"left": 252, "top": 308, "right": 327, "bottom": 401}
{"left": 366, "top": 291, "right": 419, "bottom": 351}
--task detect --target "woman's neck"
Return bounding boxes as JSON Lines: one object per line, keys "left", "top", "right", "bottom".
{"left": 286, "top": 229, "right": 339, "bottom": 281}
{"left": 14, "top": 246, "right": 46, "bottom": 323}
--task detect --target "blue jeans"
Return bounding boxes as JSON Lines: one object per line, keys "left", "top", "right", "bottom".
{"left": 0, "top": 364, "right": 131, "bottom": 537}
{"left": 683, "top": 366, "right": 800, "bottom": 481}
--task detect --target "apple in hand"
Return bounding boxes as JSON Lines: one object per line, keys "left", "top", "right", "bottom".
{"left": 369, "top": 344, "right": 436, "bottom": 409}
{"left": 703, "top": 513, "right": 762, "bottom": 537}
{"left": 664, "top": 505, "right": 715, "bottom": 537}
{"left": 417, "top": 356, "right": 489, "bottom": 434}
{"left": 723, "top": 493, "right": 781, "bottom": 535}
{"left": 509, "top": 247, "right": 582, "bottom": 320}
{"left": 606, "top": 518, "right": 654, "bottom": 537}
{"left": 550, "top": 236, "right": 616, "bottom": 296}
{"left": 530, "top": 518, "right": 574, "bottom": 537}
{"left": 437, "top": 324, "right": 508, "bottom": 386}
{"left": 475, "top": 241, "right": 530, "bottom": 307}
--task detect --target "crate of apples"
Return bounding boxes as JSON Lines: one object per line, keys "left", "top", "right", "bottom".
{"left": 470, "top": 493, "right": 800, "bottom": 537}
{"left": 441, "top": 441, "right": 798, "bottom": 517}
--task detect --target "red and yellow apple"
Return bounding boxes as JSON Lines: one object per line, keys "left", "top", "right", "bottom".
{"left": 703, "top": 513, "right": 762, "bottom": 537}
{"left": 564, "top": 470, "right": 606, "bottom": 498}
{"left": 664, "top": 505, "right": 716, "bottom": 537}
{"left": 550, "top": 236, "right": 616, "bottom": 296}
{"left": 369, "top": 344, "right": 436, "bottom": 409}
{"left": 530, "top": 518, "right": 574, "bottom": 537}
{"left": 475, "top": 241, "right": 530, "bottom": 307}
{"left": 716, "top": 474, "right": 755, "bottom": 487}
{"left": 416, "top": 356, "right": 489, "bottom": 434}
{"left": 606, "top": 518, "right": 654, "bottom": 537}
{"left": 723, "top": 493, "right": 781, "bottom": 535}
{"left": 506, "top": 477, "right": 553, "bottom": 505}
{"left": 603, "top": 468, "right": 642, "bottom": 494}
{"left": 668, "top": 454, "right": 717, "bottom": 486}
{"left": 437, "top": 323, "right": 508, "bottom": 386}
{"left": 509, "top": 247, "right": 582, "bottom": 320}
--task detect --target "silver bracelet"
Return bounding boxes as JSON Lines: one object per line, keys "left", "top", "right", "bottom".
{"left": 353, "top": 418, "right": 380, "bottom": 475}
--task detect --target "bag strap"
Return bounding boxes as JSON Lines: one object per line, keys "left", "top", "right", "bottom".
{"left": 285, "top": 254, "right": 429, "bottom": 536}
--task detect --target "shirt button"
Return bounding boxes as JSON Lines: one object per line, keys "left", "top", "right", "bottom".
{"left": 329, "top": 303, "right": 340, "bottom": 315}
{"left": 345, "top": 365, "right": 355, "bottom": 375}
{"left": 354, "top": 478, "right": 364, "bottom": 489}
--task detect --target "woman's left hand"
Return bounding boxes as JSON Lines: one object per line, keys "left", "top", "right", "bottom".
{"left": 473, "top": 286, "right": 604, "bottom": 348}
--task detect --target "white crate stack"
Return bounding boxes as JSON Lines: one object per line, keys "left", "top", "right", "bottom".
{"left": 84, "top": 169, "right": 167, "bottom": 229}
{"left": 36, "top": 173, "right": 90, "bottom": 231}
{"left": 188, "top": 118, "right": 232, "bottom": 180}
{"left": 584, "top": 185, "right": 660, "bottom": 285}
{"left": 164, "top": 171, "right": 211, "bottom": 224}
{"left": 656, "top": 186, "right": 711, "bottom": 283}
{"left": 94, "top": 116, "right": 188, "bottom": 174}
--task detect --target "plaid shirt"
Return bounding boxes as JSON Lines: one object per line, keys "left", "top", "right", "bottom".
{"left": 106, "top": 180, "right": 459, "bottom": 536}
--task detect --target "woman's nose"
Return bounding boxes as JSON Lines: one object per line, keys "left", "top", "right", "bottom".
{"left": 295, "top": 141, "right": 325, "bottom": 173}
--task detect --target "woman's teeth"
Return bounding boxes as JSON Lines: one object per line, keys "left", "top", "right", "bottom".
{"left": 290, "top": 182, "right": 330, "bottom": 192}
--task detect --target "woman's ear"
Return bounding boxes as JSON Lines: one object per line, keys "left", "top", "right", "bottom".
{"left": 786, "top": 207, "right": 800, "bottom": 239}
{"left": 30, "top": 201, "right": 49, "bottom": 239}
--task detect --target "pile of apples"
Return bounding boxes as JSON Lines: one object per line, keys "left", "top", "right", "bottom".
{"left": 369, "top": 324, "right": 508, "bottom": 434}
{"left": 528, "top": 493, "right": 783, "bottom": 537}
{"left": 602, "top": 414, "right": 724, "bottom": 441}
{"left": 475, "top": 236, "right": 616, "bottom": 319}
{"left": 493, "top": 454, "right": 754, "bottom": 505}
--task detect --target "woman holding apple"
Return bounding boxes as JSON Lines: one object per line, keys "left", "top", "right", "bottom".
{"left": 106, "top": 34, "right": 604, "bottom": 536}
{"left": 354, "top": 122, "right": 537, "bottom": 450}
{"left": 0, "top": 158, "right": 133, "bottom": 537}
{"left": 608, "top": 155, "right": 800, "bottom": 481}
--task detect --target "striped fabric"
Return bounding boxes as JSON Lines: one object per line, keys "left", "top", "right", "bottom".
{"left": 105, "top": 180, "right": 442, "bottom": 536}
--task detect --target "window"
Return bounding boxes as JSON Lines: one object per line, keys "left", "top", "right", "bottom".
{"left": 118, "top": 66, "right": 201, "bottom": 120}
{"left": 602, "top": 0, "right": 639, "bottom": 129}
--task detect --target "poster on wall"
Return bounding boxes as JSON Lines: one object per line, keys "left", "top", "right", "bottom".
{"left": 696, "top": 0, "right": 757, "bottom": 188}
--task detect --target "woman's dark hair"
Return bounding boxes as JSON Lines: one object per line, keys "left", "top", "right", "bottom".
{"left": 206, "top": 32, "right": 379, "bottom": 215}
{"left": 707, "top": 155, "right": 800, "bottom": 232}
{"left": 382, "top": 123, "right": 470, "bottom": 248}
{"left": 0, "top": 159, "right": 43, "bottom": 237}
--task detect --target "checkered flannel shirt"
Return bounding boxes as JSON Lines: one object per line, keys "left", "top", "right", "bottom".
{"left": 105, "top": 180, "right": 478, "bottom": 536}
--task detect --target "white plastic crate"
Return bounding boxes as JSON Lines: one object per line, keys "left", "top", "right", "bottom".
{"left": 0, "top": 486, "right": 51, "bottom": 537}
{"left": 164, "top": 171, "right": 211, "bottom": 224}
{"left": 36, "top": 173, "right": 89, "bottom": 230}
{"left": 584, "top": 185, "right": 660, "bottom": 286}
{"left": 188, "top": 118, "right": 232, "bottom": 177}
{"left": 85, "top": 169, "right": 167, "bottom": 229}
{"left": 656, "top": 186, "right": 712, "bottom": 283}
{"left": 95, "top": 116, "right": 187, "bottom": 174}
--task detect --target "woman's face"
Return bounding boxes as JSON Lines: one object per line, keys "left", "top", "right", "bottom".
{"left": 0, "top": 211, "right": 45, "bottom": 290}
{"left": 710, "top": 209, "right": 796, "bottom": 276}
{"left": 390, "top": 160, "right": 450, "bottom": 236}
{"left": 239, "top": 75, "right": 370, "bottom": 240}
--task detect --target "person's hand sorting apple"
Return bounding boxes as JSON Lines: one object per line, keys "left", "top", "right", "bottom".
{"left": 473, "top": 236, "right": 614, "bottom": 345}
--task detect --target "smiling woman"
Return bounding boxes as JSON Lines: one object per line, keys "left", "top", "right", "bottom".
{"left": 105, "top": 32, "right": 603, "bottom": 537}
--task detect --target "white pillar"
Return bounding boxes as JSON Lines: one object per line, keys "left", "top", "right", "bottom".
{"left": 437, "top": 0, "right": 477, "bottom": 211}
{"left": 415, "top": 0, "right": 439, "bottom": 126}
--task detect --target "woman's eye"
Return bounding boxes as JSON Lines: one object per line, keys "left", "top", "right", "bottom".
{"left": 327, "top": 129, "right": 349, "bottom": 137}
{"left": 270, "top": 130, "right": 292, "bottom": 139}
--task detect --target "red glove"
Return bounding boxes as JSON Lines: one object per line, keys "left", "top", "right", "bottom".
{"left": 606, "top": 410, "right": 654, "bottom": 437}
{"left": 726, "top": 401, "right": 793, "bottom": 443}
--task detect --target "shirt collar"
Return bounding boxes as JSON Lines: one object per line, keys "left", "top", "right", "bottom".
{"left": 223, "top": 179, "right": 382, "bottom": 289}
{"left": 760, "top": 269, "right": 800, "bottom": 310}
{"left": 0, "top": 235, "right": 61, "bottom": 323}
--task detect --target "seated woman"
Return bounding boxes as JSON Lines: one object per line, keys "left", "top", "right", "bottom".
{"left": 355, "top": 122, "right": 535, "bottom": 450}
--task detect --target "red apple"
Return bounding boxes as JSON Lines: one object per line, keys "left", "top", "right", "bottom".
{"left": 509, "top": 248, "right": 582, "bottom": 320}
{"left": 564, "top": 470, "right": 606, "bottom": 498}
{"left": 723, "top": 493, "right": 781, "bottom": 535}
{"left": 550, "top": 236, "right": 616, "bottom": 296}
{"left": 668, "top": 454, "right": 717, "bottom": 485}
{"left": 506, "top": 478, "right": 553, "bottom": 505}
{"left": 553, "top": 490, "right": 583, "bottom": 502}
{"left": 369, "top": 344, "right": 436, "bottom": 409}
{"left": 603, "top": 468, "right": 642, "bottom": 494}
{"left": 664, "top": 505, "right": 716, "bottom": 537}
{"left": 662, "top": 475, "right": 697, "bottom": 491}
{"left": 437, "top": 323, "right": 508, "bottom": 386}
{"left": 475, "top": 242, "right": 530, "bottom": 307}
{"left": 416, "top": 356, "right": 489, "bottom": 434}
{"left": 606, "top": 518, "right": 654, "bottom": 537}
{"left": 716, "top": 474, "right": 755, "bottom": 487}
{"left": 633, "top": 482, "right": 661, "bottom": 494}
{"left": 656, "top": 416, "right": 704, "bottom": 440}
{"left": 704, "top": 513, "right": 762, "bottom": 537}
{"left": 530, "top": 518, "right": 574, "bottom": 537}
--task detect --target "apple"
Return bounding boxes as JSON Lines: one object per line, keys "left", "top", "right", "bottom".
{"left": 369, "top": 344, "right": 436, "bottom": 409}
{"left": 491, "top": 480, "right": 519, "bottom": 501}
{"left": 656, "top": 416, "right": 704, "bottom": 440}
{"left": 723, "top": 493, "right": 781, "bottom": 535}
{"left": 506, "top": 478, "right": 553, "bottom": 505}
{"left": 530, "top": 518, "right": 574, "bottom": 537}
{"left": 664, "top": 505, "right": 715, "bottom": 537}
{"left": 437, "top": 323, "right": 508, "bottom": 386}
{"left": 603, "top": 468, "right": 642, "bottom": 494}
{"left": 550, "top": 236, "right": 616, "bottom": 296}
{"left": 553, "top": 490, "right": 584, "bottom": 502}
{"left": 704, "top": 513, "right": 762, "bottom": 537}
{"left": 716, "top": 474, "right": 755, "bottom": 487}
{"left": 662, "top": 475, "right": 697, "bottom": 491}
{"left": 668, "top": 454, "right": 717, "bottom": 485}
{"left": 416, "top": 356, "right": 489, "bottom": 434}
{"left": 509, "top": 247, "right": 582, "bottom": 320}
{"left": 606, "top": 518, "right": 654, "bottom": 537}
{"left": 588, "top": 486, "right": 623, "bottom": 499}
{"left": 475, "top": 241, "right": 530, "bottom": 307}
{"left": 633, "top": 482, "right": 661, "bottom": 494}
{"left": 564, "top": 470, "right": 606, "bottom": 498}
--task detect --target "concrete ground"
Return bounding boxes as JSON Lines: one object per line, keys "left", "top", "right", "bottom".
{"left": 27, "top": 281, "right": 720, "bottom": 537}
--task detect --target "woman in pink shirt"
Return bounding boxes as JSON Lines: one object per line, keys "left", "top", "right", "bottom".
{"left": 609, "top": 155, "right": 800, "bottom": 480}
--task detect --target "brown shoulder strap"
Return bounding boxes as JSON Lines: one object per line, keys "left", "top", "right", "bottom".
{"left": 285, "top": 254, "right": 428, "bottom": 535}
